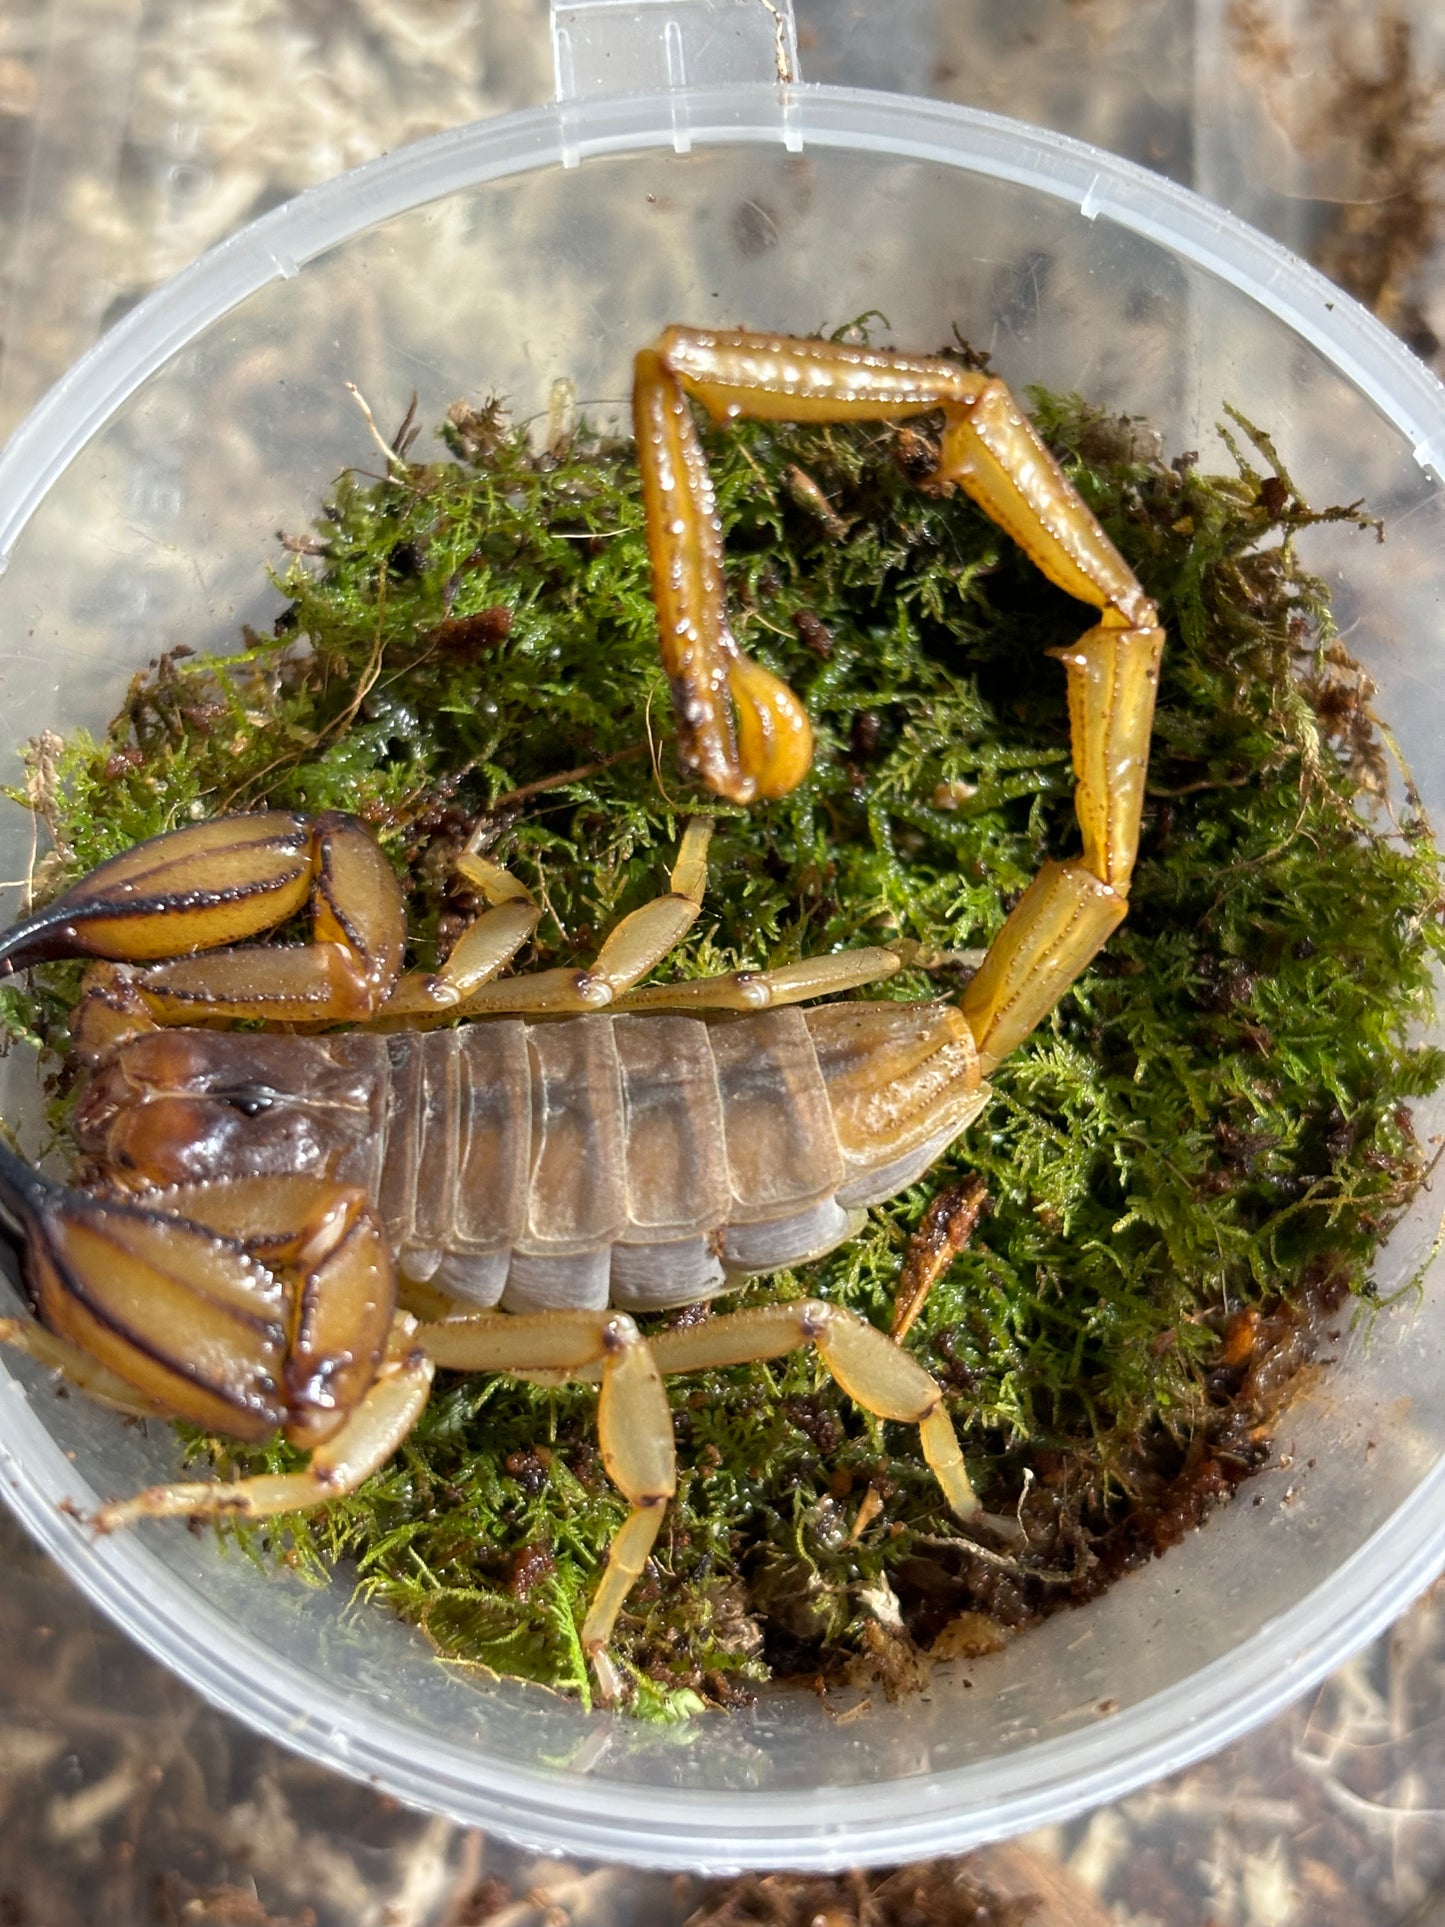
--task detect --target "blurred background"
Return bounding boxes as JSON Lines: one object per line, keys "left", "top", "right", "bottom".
{"left": 2, "top": 3, "right": 1445, "bottom": 1921}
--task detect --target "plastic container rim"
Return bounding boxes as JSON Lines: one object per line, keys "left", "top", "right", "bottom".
{"left": 1, "top": 80, "right": 1443, "bottom": 1872}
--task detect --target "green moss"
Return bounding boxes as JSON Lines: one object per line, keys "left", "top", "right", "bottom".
{"left": 5, "top": 366, "right": 1443, "bottom": 1710}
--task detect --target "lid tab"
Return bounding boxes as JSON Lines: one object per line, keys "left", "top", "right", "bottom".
{"left": 552, "top": 0, "right": 802, "bottom": 161}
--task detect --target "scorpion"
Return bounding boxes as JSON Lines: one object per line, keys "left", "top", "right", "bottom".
{"left": 0, "top": 329, "right": 1163, "bottom": 1703}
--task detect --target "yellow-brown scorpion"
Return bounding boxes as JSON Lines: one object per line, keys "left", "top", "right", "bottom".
{"left": 0, "top": 330, "right": 1163, "bottom": 1702}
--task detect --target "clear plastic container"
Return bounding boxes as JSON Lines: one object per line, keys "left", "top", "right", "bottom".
{"left": 2, "top": 74, "right": 1445, "bottom": 1876}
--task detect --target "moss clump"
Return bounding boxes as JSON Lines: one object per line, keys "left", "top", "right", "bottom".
{"left": 5, "top": 365, "right": 1444, "bottom": 1712}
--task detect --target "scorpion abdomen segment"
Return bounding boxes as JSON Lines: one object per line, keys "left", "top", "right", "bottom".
{"left": 73, "top": 1000, "right": 987, "bottom": 1318}
{"left": 708, "top": 1010, "right": 845, "bottom": 1221}
{"left": 612, "top": 1014, "right": 730, "bottom": 1240}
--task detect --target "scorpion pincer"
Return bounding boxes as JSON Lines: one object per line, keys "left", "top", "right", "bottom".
{"left": 0, "top": 329, "right": 1163, "bottom": 1704}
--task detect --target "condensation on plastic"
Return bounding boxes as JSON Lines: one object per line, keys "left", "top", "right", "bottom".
{"left": 1, "top": 83, "right": 1444, "bottom": 1876}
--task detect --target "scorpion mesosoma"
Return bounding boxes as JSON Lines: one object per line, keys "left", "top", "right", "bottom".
{"left": 0, "top": 329, "right": 1163, "bottom": 1703}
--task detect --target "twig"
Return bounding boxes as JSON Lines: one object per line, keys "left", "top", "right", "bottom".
{"left": 487, "top": 744, "right": 649, "bottom": 813}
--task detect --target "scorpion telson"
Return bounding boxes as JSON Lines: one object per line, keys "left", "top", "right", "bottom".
{"left": 0, "top": 329, "right": 1162, "bottom": 1705}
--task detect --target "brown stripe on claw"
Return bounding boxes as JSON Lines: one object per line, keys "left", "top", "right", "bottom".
{"left": 0, "top": 812, "right": 407, "bottom": 1026}
{"left": 0, "top": 812, "right": 315, "bottom": 970}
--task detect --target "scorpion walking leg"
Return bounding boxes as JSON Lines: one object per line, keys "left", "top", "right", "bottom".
{"left": 648, "top": 1301, "right": 979, "bottom": 1522}
{"left": 448, "top": 818, "right": 920, "bottom": 1017}
{"left": 611, "top": 940, "right": 911, "bottom": 1013}
{"left": 379, "top": 837, "right": 543, "bottom": 1019}
{"left": 449, "top": 817, "right": 715, "bottom": 1017}
{"left": 92, "top": 1322, "right": 434, "bottom": 1531}
{"left": 420, "top": 1309, "right": 675, "bottom": 1704}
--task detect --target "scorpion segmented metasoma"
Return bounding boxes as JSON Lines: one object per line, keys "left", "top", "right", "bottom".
{"left": 0, "top": 329, "right": 1163, "bottom": 1703}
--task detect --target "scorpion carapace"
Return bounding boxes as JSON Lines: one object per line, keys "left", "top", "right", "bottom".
{"left": 0, "top": 328, "right": 1162, "bottom": 1705}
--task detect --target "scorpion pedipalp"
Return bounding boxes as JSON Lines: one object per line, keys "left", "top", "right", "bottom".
{"left": 0, "top": 811, "right": 407, "bottom": 1026}
{"left": 0, "top": 1135, "right": 297, "bottom": 1441}
{"left": 0, "top": 1135, "right": 430, "bottom": 1525}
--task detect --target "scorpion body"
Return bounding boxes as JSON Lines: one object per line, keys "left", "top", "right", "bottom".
{"left": 76, "top": 1002, "right": 986, "bottom": 1314}
{"left": 0, "top": 326, "right": 1165, "bottom": 1701}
